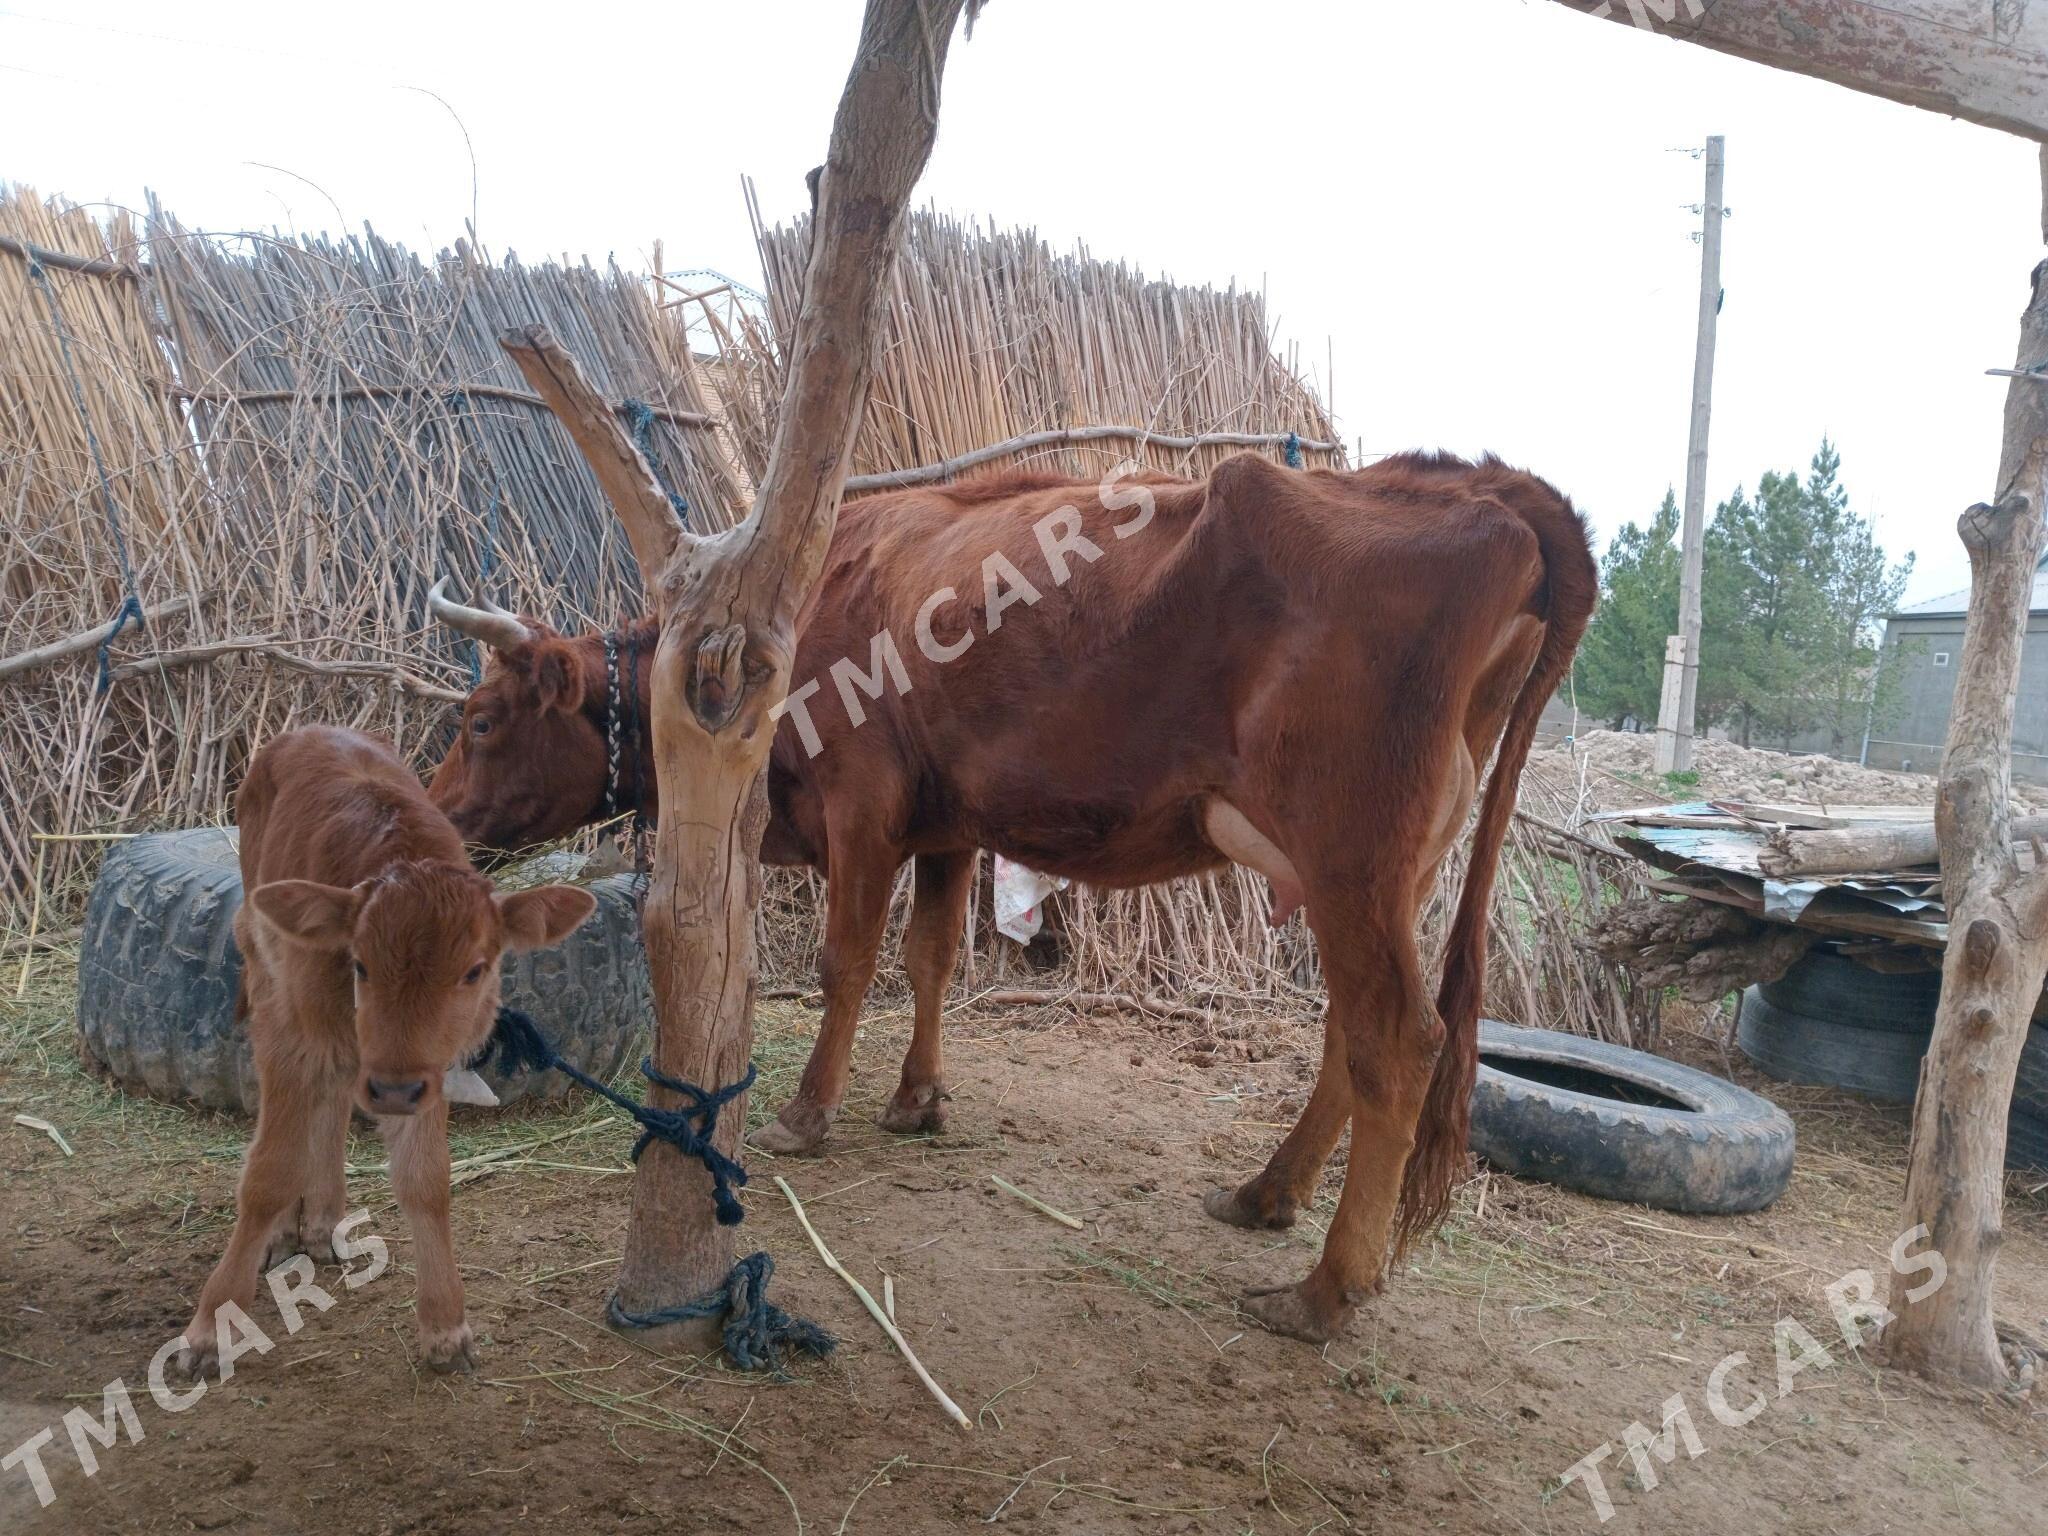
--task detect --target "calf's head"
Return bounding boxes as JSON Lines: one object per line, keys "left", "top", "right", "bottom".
{"left": 252, "top": 861, "right": 596, "bottom": 1117}
{"left": 424, "top": 578, "right": 612, "bottom": 850}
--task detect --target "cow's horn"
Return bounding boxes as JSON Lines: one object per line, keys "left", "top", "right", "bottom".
{"left": 428, "top": 577, "right": 531, "bottom": 652}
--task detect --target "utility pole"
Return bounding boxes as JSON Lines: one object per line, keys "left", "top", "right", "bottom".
{"left": 1656, "top": 134, "right": 1725, "bottom": 775}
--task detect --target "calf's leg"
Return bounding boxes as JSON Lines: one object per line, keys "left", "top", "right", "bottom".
{"left": 880, "top": 850, "right": 974, "bottom": 1135}
{"left": 384, "top": 1101, "right": 472, "bottom": 1371}
{"left": 750, "top": 826, "right": 899, "bottom": 1155}
{"left": 298, "top": 1088, "right": 352, "bottom": 1261}
{"left": 179, "top": 1061, "right": 331, "bottom": 1374}
{"left": 260, "top": 1087, "right": 352, "bottom": 1267}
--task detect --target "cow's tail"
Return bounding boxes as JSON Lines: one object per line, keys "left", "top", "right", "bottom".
{"left": 1393, "top": 482, "right": 1596, "bottom": 1255}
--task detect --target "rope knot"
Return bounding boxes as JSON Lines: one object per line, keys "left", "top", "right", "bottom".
{"left": 486, "top": 1009, "right": 754, "bottom": 1222}
{"left": 633, "top": 1058, "right": 758, "bottom": 1226}
{"left": 606, "top": 1251, "right": 836, "bottom": 1372}
{"left": 1284, "top": 431, "right": 1303, "bottom": 469}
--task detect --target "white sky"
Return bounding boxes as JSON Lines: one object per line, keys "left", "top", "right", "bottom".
{"left": 3, "top": 0, "right": 2038, "bottom": 605}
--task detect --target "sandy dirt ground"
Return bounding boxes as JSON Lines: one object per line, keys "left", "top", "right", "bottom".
{"left": 3, "top": 943, "right": 2045, "bottom": 1536}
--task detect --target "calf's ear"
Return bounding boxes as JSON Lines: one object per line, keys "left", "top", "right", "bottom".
{"left": 534, "top": 642, "right": 586, "bottom": 715}
{"left": 253, "top": 880, "right": 363, "bottom": 949}
{"left": 496, "top": 884, "right": 598, "bottom": 951}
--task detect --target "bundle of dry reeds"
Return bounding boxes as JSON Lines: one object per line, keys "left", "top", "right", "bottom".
{"left": 1, "top": 185, "right": 730, "bottom": 920}
{"left": 708, "top": 197, "right": 1345, "bottom": 490}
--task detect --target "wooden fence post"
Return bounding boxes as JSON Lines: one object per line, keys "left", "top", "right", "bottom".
{"left": 500, "top": 0, "right": 970, "bottom": 1348}
{"left": 1885, "top": 147, "right": 2048, "bottom": 1386}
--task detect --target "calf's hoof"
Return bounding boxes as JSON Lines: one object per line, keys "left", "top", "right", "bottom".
{"left": 172, "top": 1333, "right": 219, "bottom": 1381}
{"left": 878, "top": 1081, "right": 948, "bottom": 1136}
{"left": 1240, "top": 1279, "right": 1363, "bottom": 1344}
{"left": 264, "top": 1226, "right": 338, "bottom": 1270}
{"left": 1202, "top": 1181, "right": 1297, "bottom": 1231}
{"left": 746, "top": 1102, "right": 836, "bottom": 1156}
{"left": 419, "top": 1323, "right": 477, "bottom": 1374}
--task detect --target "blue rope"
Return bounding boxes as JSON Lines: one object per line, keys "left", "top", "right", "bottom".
{"left": 607, "top": 1251, "right": 835, "bottom": 1372}
{"left": 485, "top": 1008, "right": 833, "bottom": 1371}
{"left": 622, "top": 398, "right": 691, "bottom": 525}
{"left": 1284, "top": 431, "right": 1303, "bottom": 469}
{"left": 29, "top": 259, "right": 145, "bottom": 692}
{"left": 489, "top": 1008, "right": 753, "bottom": 1225}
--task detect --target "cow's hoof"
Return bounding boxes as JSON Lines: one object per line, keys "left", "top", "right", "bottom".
{"left": 746, "top": 1103, "right": 835, "bottom": 1156}
{"left": 1240, "top": 1281, "right": 1355, "bottom": 1344}
{"left": 878, "top": 1081, "right": 948, "bottom": 1136}
{"left": 1202, "top": 1182, "right": 1297, "bottom": 1231}
{"left": 420, "top": 1324, "right": 476, "bottom": 1374}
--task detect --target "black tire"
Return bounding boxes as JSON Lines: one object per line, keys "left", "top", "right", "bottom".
{"left": 2014, "top": 1019, "right": 2048, "bottom": 1128}
{"left": 1757, "top": 949, "right": 1940, "bottom": 1033}
{"left": 1737, "top": 987, "right": 2048, "bottom": 1170}
{"left": 2008, "top": 1107, "right": 2048, "bottom": 1174}
{"left": 1735, "top": 989, "right": 1926, "bottom": 1104}
{"left": 1469, "top": 1019, "right": 1795, "bottom": 1214}
{"left": 77, "top": 829, "right": 649, "bottom": 1115}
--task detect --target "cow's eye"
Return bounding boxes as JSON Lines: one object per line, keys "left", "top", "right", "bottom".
{"left": 463, "top": 963, "right": 485, "bottom": 985}
{"left": 470, "top": 716, "right": 493, "bottom": 738}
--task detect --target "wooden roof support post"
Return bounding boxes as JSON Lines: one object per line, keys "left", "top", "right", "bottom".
{"left": 502, "top": 0, "right": 973, "bottom": 1346}
{"left": 1885, "top": 150, "right": 2048, "bottom": 1387}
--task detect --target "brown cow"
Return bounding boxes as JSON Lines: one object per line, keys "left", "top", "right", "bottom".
{"left": 429, "top": 451, "right": 1594, "bottom": 1341}
{"left": 177, "top": 726, "right": 594, "bottom": 1375}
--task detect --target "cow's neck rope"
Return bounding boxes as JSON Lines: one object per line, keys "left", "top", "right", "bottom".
{"left": 601, "top": 627, "right": 647, "bottom": 824}
{"left": 483, "top": 1006, "right": 834, "bottom": 1371}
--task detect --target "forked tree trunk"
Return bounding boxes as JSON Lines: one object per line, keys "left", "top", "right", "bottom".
{"left": 1885, "top": 157, "right": 2048, "bottom": 1385}
{"left": 504, "top": 0, "right": 970, "bottom": 1346}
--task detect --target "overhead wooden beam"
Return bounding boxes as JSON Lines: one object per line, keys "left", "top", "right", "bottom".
{"left": 1548, "top": 2, "right": 2048, "bottom": 142}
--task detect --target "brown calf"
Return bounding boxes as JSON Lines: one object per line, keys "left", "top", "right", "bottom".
{"left": 176, "top": 726, "right": 593, "bottom": 1374}
{"left": 429, "top": 452, "right": 1595, "bottom": 1341}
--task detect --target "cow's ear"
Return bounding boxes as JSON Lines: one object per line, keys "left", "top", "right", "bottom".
{"left": 534, "top": 641, "right": 586, "bottom": 715}
{"left": 253, "top": 879, "right": 363, "bottom": 949}
{"left": 496, "top": 884, "right": 598, "bottom": 951}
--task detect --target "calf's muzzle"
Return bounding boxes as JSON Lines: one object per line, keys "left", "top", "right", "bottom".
{"left": 365, "top": 1075, "right": 430, "bottom": 1115}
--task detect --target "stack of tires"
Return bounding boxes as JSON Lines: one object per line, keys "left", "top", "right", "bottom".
{"left": 1737, "top": 949, "right": 2048, "bottom": 1170}
{"left": 76, "top": 829, "right": 652, "bottom": 1115}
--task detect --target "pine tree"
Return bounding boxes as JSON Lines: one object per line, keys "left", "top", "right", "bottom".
{"left": 1574, "top": 489, "right": 1681, "bottom": 728}
{"left": 1572, "top": 441, "right": 1912, "bottom": 748}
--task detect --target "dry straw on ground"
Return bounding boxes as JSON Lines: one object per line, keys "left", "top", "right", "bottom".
{"left": 2, "top": 183, "right": 1642, "bottom": 1038}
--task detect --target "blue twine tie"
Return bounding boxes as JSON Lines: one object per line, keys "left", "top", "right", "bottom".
{"left": 622, "top": 398, "right": 692, "bottom": 525}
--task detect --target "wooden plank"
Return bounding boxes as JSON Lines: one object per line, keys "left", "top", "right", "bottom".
{"left": 1648, "top": 876, "right": 1949, "bottom": 945}
{"left": 1759, "top": 813, "right": 2048, "bottom": 877}
{"left": 1548, "top": 2, "right": 2048, "bottom": 143}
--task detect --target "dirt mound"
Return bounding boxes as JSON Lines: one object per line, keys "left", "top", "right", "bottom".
{"left": 1541, "top": 729, "right": 1978, "bottom": 811}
